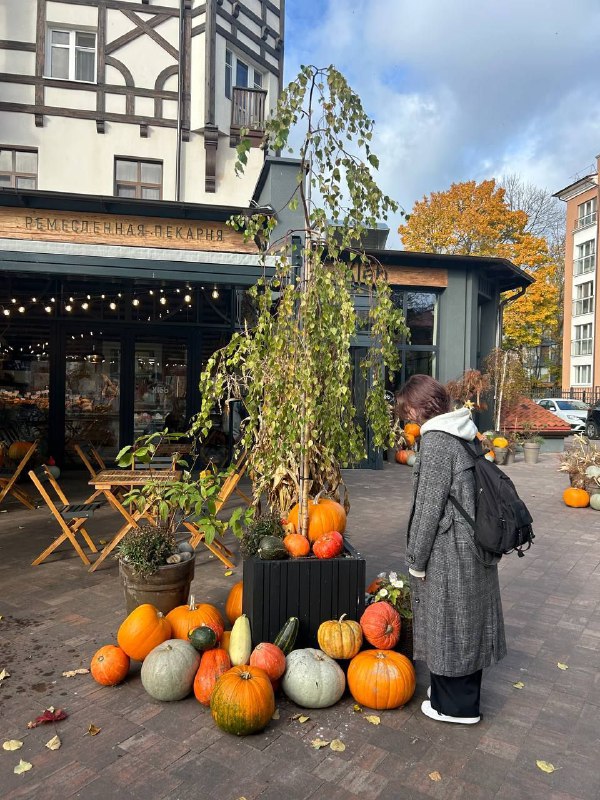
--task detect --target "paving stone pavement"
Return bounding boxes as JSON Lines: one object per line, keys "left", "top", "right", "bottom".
{"left": 1, "top": 453, "right": 599, "bottom": 800}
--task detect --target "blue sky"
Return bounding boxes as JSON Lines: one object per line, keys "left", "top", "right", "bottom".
{"left": 283, "top": 0, "right": 600, "bottom": 245}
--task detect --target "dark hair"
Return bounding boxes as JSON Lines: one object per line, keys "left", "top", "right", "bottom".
{"left": 395, "top": 375, "right": 451, "bottom": 423}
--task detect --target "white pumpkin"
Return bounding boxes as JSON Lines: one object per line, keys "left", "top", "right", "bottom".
{"left": 590, "top": 493, "right": 600, "bottom": 511}
{"left": 406, "top": 453, "right": 416, "bottom": 467}
{"left": 282, "top": 648, "right": 346, "bottom": 708}
{"left": 141, "top": 639, "right": 200, "bottom": 701}
{"left": 585, "top": 465, "right": 600, "bottom": 478}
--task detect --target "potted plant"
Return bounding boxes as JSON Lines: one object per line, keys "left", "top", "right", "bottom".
{"left": 115, "top": 432, "right": 248, "bottom": 614}
{"left": 516, "top": 425, "right": 545, "bottom": 464}
{"left": 192, "top": 66, "right": 406, "bottom": 645}
{"left": 558, "top": 433, "right": 600, "bottom": 489}
{"left": 366, "top": 571, "right": 413, "bottom": 660}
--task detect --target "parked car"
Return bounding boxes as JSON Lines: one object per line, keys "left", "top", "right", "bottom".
{"left": 535, "top": 398, "right": 589, "bottom": 431}
{"left": 586, "top": 400, "right": 600, "bottom": 439}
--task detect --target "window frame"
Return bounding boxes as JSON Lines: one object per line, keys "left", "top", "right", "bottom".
{"left": 576, "top": 197, "right": 597, "bottom": 230}
{"left": 114, "top": 157, "right": 163, "bottom": 200}
{"left": 573, "top": 364, "right": 592, "bottom": 386}
{"left": 46, "top": 26, "right": 97, "bottom": 83}
{"left": 573, "top": 280, "right": 595, "bottom": 317}
{"left": 0, "top": 147, "right": 38, "bottom": 189}
{"left": 574, "top": 239, "right": 596, "bottom": 276}
{"left": 225, "top": 48, "right": 264, "bottom": 99}
{"left": 572, "top": 322, "right": 593, "bottom": 356}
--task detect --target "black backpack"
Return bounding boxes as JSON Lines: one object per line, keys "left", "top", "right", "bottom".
{"left": 447, "top": 436, "right": 535, "bottom": 558}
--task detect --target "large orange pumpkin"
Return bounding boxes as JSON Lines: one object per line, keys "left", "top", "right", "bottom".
{"left": 210, "top": 665, "right": 275, "bottom": 736}
{"left": 8, "top": 441, "right": 33, "bottom": 462}
{"left": 360, "top": 601, "right": 401, "bottom": 649}
{"left": 404, "top": 423, "right": 421, "bottom": 438}
{"left": 287, "top": 496, "right": 346, "bottom": 543}
{"left": 90, "top": 644, "right": 130, "bottom": 686}
{"left": 166, "top": 595, "right": 225, "bottom": 640}
{"left": 317, "top": 614, "right": 363, "bottom": 660}
{"left": 347, "top": 650, "right": 416, "bottom": 710}
{"left": 395, "top": 449, "right": 414, "bottom": 465}
{"left": 117, "top": 604, "right": 172, "bottom": 662}
{"left": 225, "top": 581, "right": 243, "bottom": 625}
{"left": 283, "top": 533, "right": 311, "bottom": 558}
{"left": 193, "top": 648, "right": 231, "bottom": 706}
{"left": 563, "top": 487, "right": 590, "bottom": 508}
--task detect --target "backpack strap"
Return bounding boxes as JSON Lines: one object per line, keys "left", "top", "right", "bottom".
{"left": 422, "top": 431, "right": 480, "bottom": 530}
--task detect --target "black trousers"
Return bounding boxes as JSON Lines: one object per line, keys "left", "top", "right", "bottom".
{"left": 430, "top": 669, "right": 482, "bottom": 718}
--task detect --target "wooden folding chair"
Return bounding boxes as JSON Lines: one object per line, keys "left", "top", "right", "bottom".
{"left": 0, "top": 441, "right": 38, "bottom": 510}
{"left": 28, "top": 467, "right": 101, "bottom": 566}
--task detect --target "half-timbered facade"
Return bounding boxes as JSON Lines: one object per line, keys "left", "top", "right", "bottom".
{"left": 0, "top": 0, "right": 284, "bottom": 202}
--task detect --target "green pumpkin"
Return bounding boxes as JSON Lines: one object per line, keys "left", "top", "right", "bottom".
{"left": 140, "top": 639, "right": 200, "bottom": 701}
{"left": 257, "top": 535, "right": 288, "bottom": 560}
{"left": 188, "top": 625, "right": 218, "bottom": 652}
{"left": 590, "top": 493, "right": 600, "bottom": 511}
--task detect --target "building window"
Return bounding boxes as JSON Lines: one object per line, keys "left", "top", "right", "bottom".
{"left": 575, "top": 197, "right": 597, "bottom": 231}
{"left": 573, "top": 281, "right": 594, "bottom": 316}
{"left": 225, "top": 48, "right": 263, "bottom": 99}
{"left": 572, "top": 323, "right": 593, "bottom": 356}
{"left": 0, "top": 148, "right": 38, "bottom": 189}
{"left": 114, "top": 159, "right": 162, "bottom": 200}
{"left": 47, "top": 28, "right": 97, "bottom": 82}
{"left": 574, "top": 239, "right": 596, "bottom": 276}
{"left": 574, "top": 364, "right": 591, "bottom": 385}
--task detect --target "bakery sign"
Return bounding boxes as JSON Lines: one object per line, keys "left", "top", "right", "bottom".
{"left": 0, "top": 206, "right": 257, "bottom": 253}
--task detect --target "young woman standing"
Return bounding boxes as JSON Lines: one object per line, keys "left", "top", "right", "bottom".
{"left": 396, "top": 374, "right": 506, "bottom": 724}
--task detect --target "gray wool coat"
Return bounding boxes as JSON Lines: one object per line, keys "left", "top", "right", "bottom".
{"left": 406, "top": 431, "right": 507, "bottom": 677}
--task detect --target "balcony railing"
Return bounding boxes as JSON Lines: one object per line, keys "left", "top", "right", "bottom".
{"left": 230, "top": 87, "right": 268, "bottom": 146}
{"left": 574, "top": 211, "right": 597, "bottom": 231}
{"left": 574, "top": 254, "right": 596, "bottom": 276}
{"left": 573, "top": 297, "right": 594, "bottom": 316}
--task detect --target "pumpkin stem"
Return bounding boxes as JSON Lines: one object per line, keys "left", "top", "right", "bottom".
{"left": 338, "top": 614, "right": 347, "bottom": 623}
{"left": 313, "top": 487, "right": 327, "bottom": 505}
{"left": 375, "top": 652, "right": 386, "bottom": 660}
{"left": 240, "top": 671, "right": 252, "bottom": 680}
{"left": 189, "top": 595, "right": 196, "bottom": 610}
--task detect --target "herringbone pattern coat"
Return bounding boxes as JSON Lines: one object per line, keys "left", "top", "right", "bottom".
{"left": 407, "top": 431, "right": 507, "bottom": 676}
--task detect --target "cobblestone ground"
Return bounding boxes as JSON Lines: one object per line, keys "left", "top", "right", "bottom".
{"left": 1, "top": 453, "right": 599, "bottom": 800}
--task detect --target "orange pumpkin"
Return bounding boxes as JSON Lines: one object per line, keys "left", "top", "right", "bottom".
{"left": 404, "top": 423, "right": 421, "bottom": 438}
{"left": 287, "top": 495, "right": 347, "bottom": 544}
{"left": 7, "top": 441, "right": 33, "bottom": 462}
{"left": 225, "top": 581, "right": 243, "bottom": 625}
{"left": 317, "top": 614, "right": 363, "bottom": 660}
{"left": 249, "top": 642, "right": 286, "bottom": 684}
{"left": 347, "top": 650, "right": 416, "bottom": 710}
{"left": 395, "top": 449, "right": 414, "bottom": 465}
{"left": 404, "top": 433, "right": 416, "bottom": 447}
{"left": 366, "top": 576, "right": 384, "bottom": 595}
{"left": 90, "top": 644, "right": 130, "bottom": 686}
{"left": 117, "top": 604, "right": 172, "bottom": 662}
{"left": 210, "top": 665, "right": 275, "bottom": 736}
{"left": 283, "top": 533, "right": 311, "bottom": 558}
{"left": 360, "top": 602, "right": 401, "bottom": 649}
{"left": 166, "top": 595, "right": 225, "bottom": 640}
{"left": 312, "top": 530, "right": 344, "bottom": 559}
{"left": 563, "top": 487, "right": 590, "bottom": 508}
{"left": 193, "top": 648, "right": 231, "bottom": 706}
{"left": 220, "top": 630, "right": 232, "bottom": 654}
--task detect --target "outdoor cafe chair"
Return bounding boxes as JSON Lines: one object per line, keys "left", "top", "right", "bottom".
{"left": 28, "top": 466, "right": 101, "bottom": 566}
{"left": 0, "top": 440, "right": 38, "bottom": 511}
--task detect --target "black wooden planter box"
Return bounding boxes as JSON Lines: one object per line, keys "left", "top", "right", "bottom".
{"left": 243, "top": 542, "right": 366, "bottom": 649}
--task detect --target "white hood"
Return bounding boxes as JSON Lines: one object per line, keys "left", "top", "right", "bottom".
{"left": 420, "top": 407, "right": 478, "bottom": 441}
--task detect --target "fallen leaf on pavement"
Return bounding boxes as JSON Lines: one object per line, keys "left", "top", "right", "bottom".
{"left": 224, "top": 570, "right": 233, "bottom": 576}
{"left": 0, "top": 668, "right": 10, "bottom": 681}
{"left": 3, "top": 740, "right": 23, "bottom": 751}
{"left": 272, "top": 709, "right": 280, "bottom": 720}
{"left": 98, "top": 539, "right": 109, "bottom": 545}
{"left": 365, "top": 715, "right": 381, "bottom": 725}
{"left": 536, "top": 760, "right": 557, "bottom": 773}
{"left": 311, "top": 739, "right": 331, "bottom": 749}
{"left": 28, "top": 708, "right": 68, "bottom": 728}
{"left": 557, "top": 663, "right": 568, "bottom": 671}
{"left": 297, "top": 715, "right": 310, "bottom": 724}
{"left": 62, "top": 668, "right": 90, "bottom": 678}
{"left": 14, "top": 759, "right": 32, "bottom": 775}
{"left": 352, "top": 704, "right": 362, "bottom": 713}
{"left": 429, "top": 771, "right": 442, "bottom": 782}
{"left": 45, "top": 734, "right": 61, "bottom": 751}
{"left": 86, "top": 724, "right": 101, "bottom": 736}
{"left": 512, "top": 681, "right": 525, "bottom": 689}
{"left": 330, "top": 739, "right": 345, "bottom": 752}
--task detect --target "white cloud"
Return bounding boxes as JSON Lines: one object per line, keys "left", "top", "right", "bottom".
{"left": 284, "top": 0, "right": 600, "bottom": 245}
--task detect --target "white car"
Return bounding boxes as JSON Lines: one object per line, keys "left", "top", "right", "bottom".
{"left": 535, "top": 398, "right": 589, "bottom": 431}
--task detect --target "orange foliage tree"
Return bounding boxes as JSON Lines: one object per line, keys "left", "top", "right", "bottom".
{"left": 398, "top": 179, "right": 560, "bottom": 351}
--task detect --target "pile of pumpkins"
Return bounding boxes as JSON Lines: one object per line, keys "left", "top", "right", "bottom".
{"left": 395, "top": 422, "right": 420, "bottom": 465}
{"left": 89, "top": 583, "right": 416, "bottom": 737}
{"left": 258, "top": 495, "right": 348, "bottom": 560}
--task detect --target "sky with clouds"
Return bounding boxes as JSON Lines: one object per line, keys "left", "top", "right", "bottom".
{"left": 284, "top": 0, "right": 600, "bottom": 246}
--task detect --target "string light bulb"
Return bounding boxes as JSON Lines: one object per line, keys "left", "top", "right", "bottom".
{"left": 212, "top": 287, "right": 219, "bottom": 299}
{"left": 132, "top": 298, "right": 140, "bottom": 306}
{"left": 109, "top": 302, "right": 117, "bottom": 310}
{"left": 82, "top": 302, "right": 89, "bottom": 310}
{"left": 184, "top": 294, "right": 192, "bottom": 303}
{"left": 65, "top": 304, "right": 72, "bottom": 312}
{"left": 2, "top": 309, "right": 9, "bottom": 316}
{"left": 159, "top": 296, "right": 167, "bottom": 305}
{"left": 44, "top": 305, "right": 52, "bottom": 313}
{"left": 18, "top": 306, "right": 25, "bottom": 313}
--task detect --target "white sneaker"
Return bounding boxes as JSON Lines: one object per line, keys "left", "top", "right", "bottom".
{"left": 420, "top": 700, "right": 480, "bottom": 725}
{"left": 427, "top": 686, "right": 431, "bottom": 698}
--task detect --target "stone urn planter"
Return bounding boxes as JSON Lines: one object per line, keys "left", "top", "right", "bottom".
{"left": 243, "top": 542, "right": 366, "bottom": 649}
{"left": 119, "top": 556, "right": 194, "bottom": 615}
{"left": 523, "top": 442, "right": 541, "bottom": 464}
{"left": 494, "top": 446, "right": 508, "bottom": 466}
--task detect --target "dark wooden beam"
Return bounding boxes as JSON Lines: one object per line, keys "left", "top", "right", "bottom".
{"left": 121, "top": 10, "right": 179, "bottom": 60}
{"left": 104, "top": 56, "right": 134, "bottom": 86}
{"left": 154, "top": 64, "right": 178, "bottom": 118}
{"left": 183, "top": 1, "right": 192, "bottom": 139}
{"left": 215, "top": 24, "right": 279, "bottom": 76}
{"left": 35, "top": 0, "right": 45, "bottom": 108}
{"left": 0, "top": 72, "right": 176, "bottom": 101}
{"left": 217, "top": 8, "right": 280, "bottom": 59}
{"left": 106, "top": 13, "right": 165, "bottom": 55}
{"left": 204, "top": 124, "right": 219, "bottom": 193}
{"left": 54, "top": 0, "right": 178, "bottom": 14}
{"left": 0, "top": 100, "right": 178, "bottom": 129}
{"left": 191, "top": 3, "right": 206, "bottom": 17}
{"left": 0, "top": 40, "right": 36, "bottom": 52}
{"left": 97, "top": 2, "right": 107, "bottom": 118}
{"left": 205, "top": 0, "right": 216, "bottom": 126}
{"left": 191, "top": 23, "right": 206, "bottom": 37}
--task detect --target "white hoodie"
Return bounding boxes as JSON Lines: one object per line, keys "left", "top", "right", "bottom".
{"left": 408, "top": 407, "right": 477, "bottom": 579}
{"left": 419, "top": 406, "right": 478, "bottom": 441}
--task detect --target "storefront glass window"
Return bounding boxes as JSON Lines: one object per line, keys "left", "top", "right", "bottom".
{"left": 406, "top": 292, "right": 437, "bottom": 346}
{"left": 134, "top": 340, "right": 187, "bottom": 439}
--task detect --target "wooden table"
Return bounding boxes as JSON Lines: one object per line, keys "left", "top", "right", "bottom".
{"left": 87, "top": 468, "right": 181, "bottom": 572}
